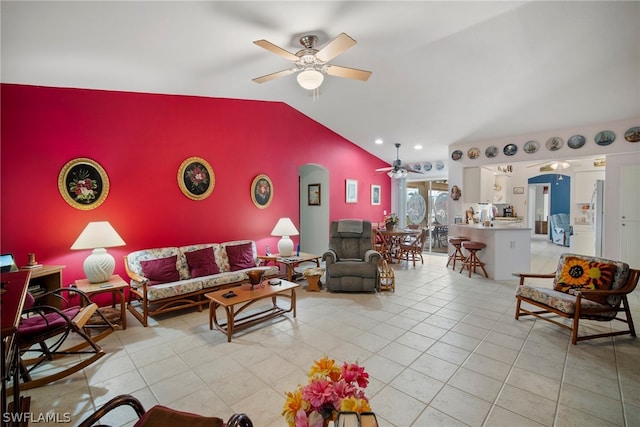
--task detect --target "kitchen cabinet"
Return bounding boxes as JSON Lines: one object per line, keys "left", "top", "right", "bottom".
{"left": 463, "top": 167, "right": 494, "bottom": 203}
{"left": 620, "top": 165, "right": 640, "bottom": 267}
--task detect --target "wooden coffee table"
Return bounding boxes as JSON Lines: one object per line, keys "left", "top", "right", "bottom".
{"left": 205, "top": 280, "right": 299, "bottom": 342}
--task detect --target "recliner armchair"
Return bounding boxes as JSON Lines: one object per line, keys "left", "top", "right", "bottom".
{"left": 322, "top": 220, "right": 381, "bottom": 292}
{"left": 549, "top": 213, "right": 572, "bottom": 247}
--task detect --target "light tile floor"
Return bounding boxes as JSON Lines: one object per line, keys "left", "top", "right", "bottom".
{"left": 19, "top": 236, "right": 640, "bottom": 426}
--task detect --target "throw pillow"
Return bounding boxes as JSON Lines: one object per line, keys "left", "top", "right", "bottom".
{"left": 554, "top": 256, "right": 617, "bottom": 304}
{"left": 140, "top": 255, "right": 180, "bottom": 283}
{"left": 184, "top": 247, "right": 220, "bottom": 278}
{"left": 226, "top": 242, "right": 255, "bottom": 271}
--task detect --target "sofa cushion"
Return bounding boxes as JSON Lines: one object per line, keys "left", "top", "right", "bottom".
{"left": 226, "top": 242, "right": 256, "bottom": 271}
{"left": 184, "top": 247, "right": 220, "bottom": 278}
{"left": 554, "top": 256, "right": 617, "bottom": 304}
{"left": 140, "top": 255, "right": 180, "bottom": 283}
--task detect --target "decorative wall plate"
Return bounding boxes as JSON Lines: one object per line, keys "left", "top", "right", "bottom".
{"left": 435, "top": 161, "right": 445, "bottom": 170}
{"left": 58, "top": 157, "right": 109, "bottom": 210}
{"left": 467, "top": 147, "right": 480, "bottom": 159}
{"left": 423, "top": 162, "right": 432, "bottom": 171}
{"left": 545, "top": 137, "right": 563, "bottom": 151}
{"left": 567, "top": 135, "right": 586, "bottom": 149}
{"left": 451, "top": 150, "right": 463, "bottom": 161}
{"left": 624, "top": 127, "right": 639, "bottom": 143}
{"left": 523, "top": 140, "right": 540, "bottom": 154}
{"left": 178, "top": 157, "right": 215, "bottom": 200}
{"left": 485, "top": 146, "right": 498, "bottom": 158}
{"left": 251, "top": 174, "right": 273, "bottom": 208}
{"left": 411, "top": 163, "right": 422, "bottom": 171}
{"left": 595, "top": 130, "right": 615, "bottom": 146}
{"left": 503, "top": 144, "right": 517, "bottom": 156}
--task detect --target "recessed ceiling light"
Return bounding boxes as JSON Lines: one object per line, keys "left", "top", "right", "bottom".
{"left": 374, "top": 139, "right": 383, "bottom": 145}
{"left": 414, "top": 144, "right": 423, "bottom": 150}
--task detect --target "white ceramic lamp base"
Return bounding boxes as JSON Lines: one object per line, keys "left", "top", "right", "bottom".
{"left": 84, "top": 248, "right": 115, "bottom": 283}
{"left": 277, "top": 236, "right": 294, "bottom": 257}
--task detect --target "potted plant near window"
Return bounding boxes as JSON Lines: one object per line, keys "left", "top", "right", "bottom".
{"left": 384, "top": 213, "right": 399, "bottom": 231}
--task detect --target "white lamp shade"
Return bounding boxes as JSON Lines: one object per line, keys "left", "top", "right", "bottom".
{"left": 296, "top": 69, "right": 324, "bottom": 90}
{"left": 271, "top": 218, "right": 299, "bottom": 257}
{"left": 71, "top": 221, "right": 125, "bottom": 283}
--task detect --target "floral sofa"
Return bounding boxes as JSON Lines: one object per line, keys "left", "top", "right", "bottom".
{"left": 124, "top": 240, "right": 279, "bottom": 326}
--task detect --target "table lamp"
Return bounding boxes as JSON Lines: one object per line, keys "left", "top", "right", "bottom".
{"left": 71, "top": 221, "right": 126, "bottom": 283}
{"left": 270, "top": 217, "right": 299, "bottom": 256}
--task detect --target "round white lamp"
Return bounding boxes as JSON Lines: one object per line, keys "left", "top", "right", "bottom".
{"left": 71, "top": 221, "right": 126, "bottom": 283}
{"left": 270, "top": 217, "right": 299, "bottom": 257}
{"left": 297, "top": 69, "right": 324, "bottom": 90}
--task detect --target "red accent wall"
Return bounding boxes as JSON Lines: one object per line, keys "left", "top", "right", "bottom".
{"left": 1, "top": 84, "right": 390, "bottom": 289}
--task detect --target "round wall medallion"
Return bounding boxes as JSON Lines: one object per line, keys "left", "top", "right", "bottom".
{"left": 625, "top": 126, "right": 640, "bottom": 143}
{"left": 435, "top": 160, "right": 445, "bottom": 170}
{"left": 567, "top": 135, "right": 586, "bottom": 149}
{"left": 545, "top": 137, "right": 563, "bottom": 151}
{"left": 523, "top": 140, "right": 539, "bottom": 154}
{"left": 485, "top": 146, "right": 498, "bottom": 158}
{"left": 503, "top": 144, "right": 517, "bottom": 156}
{"left": 595, "top": 130, "right": 615, "bottom": 146}
{"left": 423, "top": 162, "right": 432, "bottom": 171}
{"left": 467, "top": 147, "right": 480, "bottom": 159}
{"left": 451, "top": 150, "right": 463, "bottom": 161}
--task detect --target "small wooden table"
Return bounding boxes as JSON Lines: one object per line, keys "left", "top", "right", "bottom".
{"left": 258, "top": 252, "right": 321, "bottom": 281}
{"left": 75, "top": 274, "right": 128, "bottom": 330}
{"left": 205, "top": 280, "right": 299, "bottom": 342}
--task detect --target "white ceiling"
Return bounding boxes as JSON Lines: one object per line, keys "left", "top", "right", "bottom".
{"left": 2, "top": 1, "right": 639, "bottom": 166}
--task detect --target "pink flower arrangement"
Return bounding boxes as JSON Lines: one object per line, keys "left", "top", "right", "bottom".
{"left": 282, "top": 356, "right": 371, "bottom": 427}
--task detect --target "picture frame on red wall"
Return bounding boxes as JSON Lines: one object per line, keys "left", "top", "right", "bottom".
{"left": 346, "top": 179, "right": 358, "bottom": 203}
{"left": 58, "top": 157, "right": 110, "bottom": 210}
{"left": 251, "top": 174, "right": 273, "bottom": 209}
{"left": 178, "top": 156, "right": 215, "bottom": 201}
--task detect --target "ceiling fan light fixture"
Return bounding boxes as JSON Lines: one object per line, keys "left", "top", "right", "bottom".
{"left": 297, "top": 69, "right": 324, "bottom": 90}
{"left": 388, "top": 169, "right": 408, "bottom": 179}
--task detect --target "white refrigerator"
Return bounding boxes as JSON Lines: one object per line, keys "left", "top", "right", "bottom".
{"left": 591, "top": 180, "right": 605, "bottom": 257}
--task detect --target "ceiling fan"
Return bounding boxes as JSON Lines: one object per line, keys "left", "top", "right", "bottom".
{"left": 527, "top": 160, "right": 573, "bottom": 171}
{"left": 252, "top": 33, "right": 372, "bottom": 91}
{"left": 375, "top": 143, "right": 425, "bottom": 178}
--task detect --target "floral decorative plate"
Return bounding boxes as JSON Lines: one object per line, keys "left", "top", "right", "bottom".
{"left": 523, "top": 140, "right": 540, "bottom": 154}
{"left": 545, "top": 137, "right": 563, "bottom": 151}
{"left": 467, "top": 147, "right": 480, "bottom": 159}
{"left": 503, "top": 144, "right": 517, "bottom": 156}
{"left": 435, "top": 160, "right": 445, "bottom": 170}
{"left": 567, "top": 135, "right": 586, "bottom": 149}
{"left": 451, "top": 150, "right": 463, "bottom": 161}
{"left": 624, "top": 127, "right": 639, "bottom": 143}
{"left": 485, "top": 146, "right": 498, "bottom": 158}
{"left": 423, "top": 162, "right": 432, "bottom": 171}
{"left": 595, "top": 130, "right": 615, "bottom": 146}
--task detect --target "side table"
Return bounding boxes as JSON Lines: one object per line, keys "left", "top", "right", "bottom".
{"left": 75, "top": 274, "right": 128, "bottom": 331}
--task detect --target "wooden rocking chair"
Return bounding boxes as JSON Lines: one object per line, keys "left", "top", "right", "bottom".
{"left": 16, "top": 287, "right": 112, "bottom": 390}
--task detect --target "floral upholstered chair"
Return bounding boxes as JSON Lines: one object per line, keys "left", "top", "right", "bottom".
{"left": 514, "top": 253, "right": 639, "bottom": 344}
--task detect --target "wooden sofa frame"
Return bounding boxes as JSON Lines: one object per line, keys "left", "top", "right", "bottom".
{"left": 515, "top": 268, "right": 639, "bottom": 345}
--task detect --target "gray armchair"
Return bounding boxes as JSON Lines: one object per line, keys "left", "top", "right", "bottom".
{"left": 322, "top": 220, "right": 381, "bottom": 292}
{"left": 550, "top": 213, "right": 572, "bottom": 247}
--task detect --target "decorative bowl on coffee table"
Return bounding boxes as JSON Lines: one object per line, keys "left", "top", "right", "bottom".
{"left": 247, "top": 270, "right": 265, "bottom": 289}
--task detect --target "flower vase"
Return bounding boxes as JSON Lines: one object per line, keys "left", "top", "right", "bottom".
{"left": 386, "top": 223, "right": 396, "bottom": 231}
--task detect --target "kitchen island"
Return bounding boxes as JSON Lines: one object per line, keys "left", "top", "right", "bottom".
{"left": 449, "top": 223, "right": 531, "bottom": 280}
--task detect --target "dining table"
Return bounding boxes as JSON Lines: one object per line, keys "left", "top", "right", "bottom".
{"left": 378, "top": 228, "right": 420, "bottom": 263}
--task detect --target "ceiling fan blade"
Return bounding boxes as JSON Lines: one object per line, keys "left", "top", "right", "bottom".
{"left": 253, "top": 39, "right": 299, "bottom": 62}
{"left": 315, "top": 33, "right": 356, "bottom": 62}
{"left": 252, "top": 69, "right": 296, "bottom": 84}
{"left": 326, "top": 65, "right": 372, "bottom": 81}
{"left": 375, "top": 166, "right": 393, "bottom": 172}
{"left": 527, "top": 161, "right": 550, "bottom": 168}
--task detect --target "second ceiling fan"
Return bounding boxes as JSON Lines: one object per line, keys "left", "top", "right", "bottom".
{"left": 376, "top": 143, "right": 425, "bottom": 178}
{"left": 252, "top": 33, "right": 372, "bottom": 91}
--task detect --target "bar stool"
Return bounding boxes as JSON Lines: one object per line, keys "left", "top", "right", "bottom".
{"left": 460, "top": 241, "right": 489, "bottom": 278}
{"left": 446, "top": 236, "right": 469, "bottom": 270}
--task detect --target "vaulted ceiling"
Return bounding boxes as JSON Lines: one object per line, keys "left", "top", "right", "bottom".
{"left": 2, "top": 1, "right": 639, "bottom": 166}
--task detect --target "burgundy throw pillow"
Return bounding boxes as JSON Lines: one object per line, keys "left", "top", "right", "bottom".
{"left": 140, "top": 255, "right": 180, "bottom": 283}
{"left": 184, "top": 247, "right": 220, "bottom": 278}
{"left": 226, "top": 243, "right": 255, "bottom": 271}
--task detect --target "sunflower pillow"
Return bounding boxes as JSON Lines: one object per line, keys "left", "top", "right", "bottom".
{"left": 554, "top": 256, "right": 618, "bottom": 304}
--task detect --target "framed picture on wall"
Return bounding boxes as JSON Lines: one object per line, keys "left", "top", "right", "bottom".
{"left": 178, "top": 156, "right": 215, "bottom": 201}
{"left": 58, "top": 157, "right": 110, "bottom": 210}
{"left": 371, "top": 185, "right": 381, "bottom": 205}
{"left": 308, "top": 183, "right": 321, "bottom": 206}
{"left": 251, "top": 174, "right": 273, "bottom": 209}
{"left": 346, "top": 179, "right": 358, "bottom": 203}
{"left": 513, "top": 186, "right": 525, "bottom": 194}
